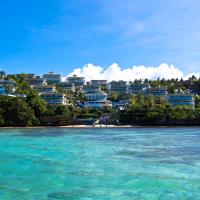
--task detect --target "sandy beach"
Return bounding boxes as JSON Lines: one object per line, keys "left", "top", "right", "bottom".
{"left": 1, "top": 125, "right": 198, "bottom": 129}
{"left": 0, "top": 125, "right": 137, "bottom": 129}
{"left": 59, "top": 125, "right": 136, "bottom": 128}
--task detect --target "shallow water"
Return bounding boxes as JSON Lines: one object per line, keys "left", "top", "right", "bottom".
{"left": 0, "top": 128, "right": 200, "bottom": 199}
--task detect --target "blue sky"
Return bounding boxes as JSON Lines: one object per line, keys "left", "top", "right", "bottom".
{"left": 0, "top": 0, "right": 200, "bottom": 75}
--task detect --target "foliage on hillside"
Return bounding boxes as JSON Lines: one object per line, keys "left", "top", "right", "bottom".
{"left": 1, "top": 74, "right": 200, "bottom": 126}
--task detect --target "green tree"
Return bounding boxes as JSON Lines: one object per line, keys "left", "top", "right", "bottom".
{"left": 16, "top": 80, "right": 32, "bottom": 95}
{"left": 26, "top": 90, "right": 47, "bottom": 119}
{"left": 195, "top": 95, "right": 200, "bottom": 108}
{"left": 109, "top": 91, "right": 119, "bottom": 102}
{"left": 54, "top": 105, "right": 76, "bottom": 125}
{"left": 0, "top": 108, "right": 5, "bottom": 126}
{"left": 0, "top": 96, "right": 38, "bottom": 126}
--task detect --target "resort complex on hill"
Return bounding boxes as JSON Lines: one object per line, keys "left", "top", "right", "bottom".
{"left": 0, "top": 72, "right": 195, "bottom": 108}
{"left": 0, "top": 70, "right": 200, "bottom": 126}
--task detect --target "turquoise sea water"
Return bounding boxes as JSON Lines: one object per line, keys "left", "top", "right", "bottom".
{"left": 0, "top": 128, "right": 200, "bottom": 200}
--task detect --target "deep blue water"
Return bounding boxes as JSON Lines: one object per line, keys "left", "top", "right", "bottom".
{"left": 0, "top": 128, "right": 200, "bottom": 199}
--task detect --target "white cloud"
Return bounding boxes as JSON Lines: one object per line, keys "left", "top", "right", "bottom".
{"left": 184, "top": 73, "right": 200, "bottom": 80}
{"left": 64, "top": 63, "right": 188, "bottom": 81}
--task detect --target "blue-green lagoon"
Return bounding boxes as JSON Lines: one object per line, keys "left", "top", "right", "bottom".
{"left": 0, "top": 128, "right": 200, "bottom": 199}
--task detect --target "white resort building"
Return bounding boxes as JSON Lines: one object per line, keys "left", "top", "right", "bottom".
{"left": 0, "top": 79, "right": 16, "bottom": 94}
{"left": 43, "top": 72, "right": 61, "bottom": 85}
{"left": 67, "top": 75, "right": 85, "bottom": 90}
{"left": 30, "top": 76, "right": 47, "bottom": 86}
{"left": 109, "top": 81, "right": 128, "bottom": 95}
{"left": 32, "top": 85, "right": 56, "bottom": 93}
{"left": 168, "top": 94, "right": 195, "bottom": 108}
{"left": 90, "top": 80, "right": 108, "bottom": 89}
{"left": 81, "top": 85, "right": 112, "bottom": 108}
{"left": 56, "top": 82, "right": 75, "bottom": 92}
{"left": 40, "top": 92, "right": 67, "bottom": 105}
{"left": 0, "top": 85, "right": 5, "bottom": 95}
{"left": 128, "top": 82, "right": 149, "bottom": 94}
{"left": 144, "top": 86, "right": 168, "bottom": 98}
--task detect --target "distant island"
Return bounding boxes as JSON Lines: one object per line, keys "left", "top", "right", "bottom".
{"left": 0, "top": 71, "right": 200, "bottom": 127}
